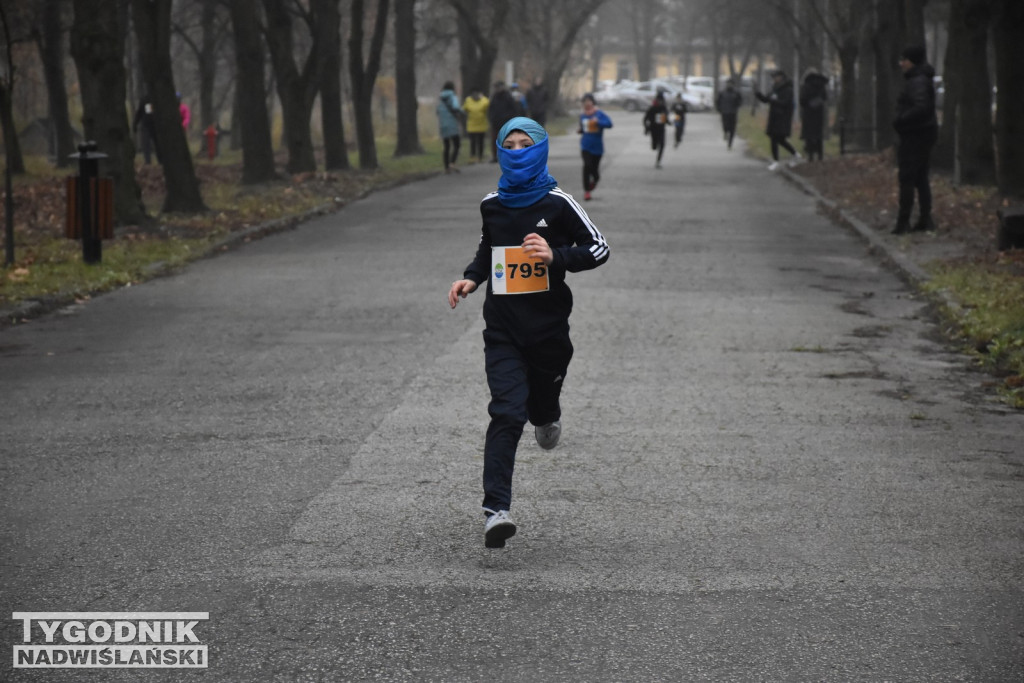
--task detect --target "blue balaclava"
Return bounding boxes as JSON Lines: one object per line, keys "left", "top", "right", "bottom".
{"left": 496, "top": 117, "right": 558, "bottom": 208}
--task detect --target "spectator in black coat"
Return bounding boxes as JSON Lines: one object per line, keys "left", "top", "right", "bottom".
{"left": 799, "top": 69, "right": 829, "bottom": 161}
{"left": 488, "top": 81, "right": 524, "bottom": 162}
{"left": 755, "top": 70, "right": 801, "bottom": 170}
{"left": 526, "top": 77, "right": 549, "bottom": 126}
{"left": 892, "top": 45, "right": 938, "bottom": 234}
{"left": 715, "top": 79, "right": 744, "bottom": 150}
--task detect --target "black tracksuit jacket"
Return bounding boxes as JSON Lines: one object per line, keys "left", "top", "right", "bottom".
{"left": 463, "top": 188, "right": 610, "bottom": 347}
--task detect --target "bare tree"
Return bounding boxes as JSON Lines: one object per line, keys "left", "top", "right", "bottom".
{"left": 392, "top": 0, "right": 422, "bottom": 156}
{"left": 173, "top": 0, "right": 231, "bottom": 130}
{"left": 131, "top": 0, "right": 207, "bottom": 213}
{"left": 228, "top": 0, "right": 277, "bottom": 183}
{"left": 348, "top": 0, "right": 389, "bottom": 170}
{"left": 314, "top": 0, "right": 348, "bottom": 170}
{"left": 0, "top": 0, "right": 25, "bottom": 176}
{"left": 70, "top": 0, "right": 146, "bottom": 223}
{"left": 992, "top": 0, "right": 1024, "bottom": 196}
{"left": 32, "top": 0, "right": 76, "bottom": 167}
{"left": 263, "top": 0, "right": 325, "bottom": 174}
{"left": 629, "top": 0, "right": 661, "bottom": 82}
{"left": 449, "top": 1, "right": 507, "bottom": 96}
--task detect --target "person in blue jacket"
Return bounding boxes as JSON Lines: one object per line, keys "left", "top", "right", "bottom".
{"left": 447, "top": 116, "right": 610, "bottom": 549}
{"left": 578, "top": 93, "right": 613, "bottom": 201}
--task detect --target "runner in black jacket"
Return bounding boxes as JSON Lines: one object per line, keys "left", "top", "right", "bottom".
{"left": 448, "top": 116, "right": 610, "bottom": 548}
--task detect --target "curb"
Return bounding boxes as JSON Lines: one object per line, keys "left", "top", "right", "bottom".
{"left": 777, "top": 166, "right": 964, "bottom": 316}
{"left": 778, "top": 166, "right": 932, "bottom": 285}
{"left": 2, "top": 169, "right": 441, "bottom": 327}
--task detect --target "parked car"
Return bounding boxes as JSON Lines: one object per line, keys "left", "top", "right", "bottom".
{"left": 661, "top": 76, "right": 714, "bottom": 111}
{"left": 592, "top": 80, "right": 635, "bottom": 106}
{"left": 616, "top": 80, "right": 682, "bottom": 111}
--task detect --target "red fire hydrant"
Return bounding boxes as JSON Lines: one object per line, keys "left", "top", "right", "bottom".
{"left": 204, "top": 125, "right": 219, "bottom": 160}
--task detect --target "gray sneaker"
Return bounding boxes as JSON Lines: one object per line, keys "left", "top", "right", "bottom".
{"left": 483, "top": 508, "right": 517, "bottom": 548}
{"left": 535, "top": 421, "right": 561, "bottom": 450}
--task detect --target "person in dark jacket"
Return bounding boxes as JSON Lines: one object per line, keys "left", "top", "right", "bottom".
{"left": 133, "top": 94, "right": 160, "bottom": 164}
{"left": 715, "top": 79, "right": 743, "bottom": 150}
{"left": 755, "top": 70, "right": 801, "bottom": 169}
{"left": 643, "top": 89, "right": 669, "bottom": 168}
{"left": 799, "top": 68, "right": 829, "bottom": 161}
{"left": 448, "top": 117, "right": 610, "bottom": 549}
{"left": 670, "top": 93, "right": 688, "bottom": 148}
{"left": 487, "top": 81, "right": 523, "bottom": 163}
{"left": 526, "top": 77, "right": 549, "bottom": 126}
{"left": 892, "top": 45, "right": 938, "bottom": 234}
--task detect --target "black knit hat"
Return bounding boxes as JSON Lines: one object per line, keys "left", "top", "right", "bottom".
{"left": 901, "top": 45, "right": 926, "bottom": 66}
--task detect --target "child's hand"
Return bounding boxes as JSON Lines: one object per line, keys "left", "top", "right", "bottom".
{"left": 521, "top": 233, "right": 553, "bottom": 265}
{"left": 448, "top": 279, "right": 477, "bottom": 309}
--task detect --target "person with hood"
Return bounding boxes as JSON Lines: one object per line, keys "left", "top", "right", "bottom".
{"left": 436, "top": 81, "right": 464, "bottom": 173}
{"left": 462, "top": 86, "right": 490, "bottom": 163}
{"left": 578, "top": 93, "right": 613, "bottom": 201}
{"left": 892, "top": 45, "right": 938, "bottom": 234}
{"left": 799, "top": 68, "right": 829, "bottom": 161}
{"left": 487, "top": 81, "right": 523, "bottom": 163}
{"left": 643, "top": 89, "right": 669, "bottom": 168}
{"left": 447, "top": 117, "right": 610, "bottom": 549}
{"left": 755, "top": 70, "right": 801, "bottom": 170}
{"left": 715, "top": 79, "right": 744, "bottom": 150}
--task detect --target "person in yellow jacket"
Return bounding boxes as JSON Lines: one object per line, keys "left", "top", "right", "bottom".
{"left": 462, "top": 86, "right": 491, "bottom": 163}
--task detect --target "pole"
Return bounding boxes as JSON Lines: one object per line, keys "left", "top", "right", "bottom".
{"left": 75, "top": 141, "right": 103, "bottom": 264}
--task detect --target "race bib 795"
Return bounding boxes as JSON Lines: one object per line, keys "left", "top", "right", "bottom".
{"left": 491, "top": 246, "right": 550, "bottom": 295}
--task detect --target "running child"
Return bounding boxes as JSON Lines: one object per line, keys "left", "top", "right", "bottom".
{"left": 448, "top": 117, "right": 611, "bottom": 549}
{"left": 578, "top": 93, "right": 613, "bottom": 201}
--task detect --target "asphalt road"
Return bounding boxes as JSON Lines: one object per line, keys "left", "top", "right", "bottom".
{"left": 2, "top": 113, "right": 1022, "bottom": 681}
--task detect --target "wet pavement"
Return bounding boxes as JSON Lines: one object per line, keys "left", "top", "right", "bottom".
{"left": 1, "top": 113, "right": 1022, "bottom": 681}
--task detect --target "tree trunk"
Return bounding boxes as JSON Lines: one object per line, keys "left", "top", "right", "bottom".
{"left": 131, "top": 0, "right": 206, "bottom": 213}
{"left": 631, "top": 0, "right": 657, "bottom": 82}
{"left": 198, "top": 0, "right": 218, "bottom": 128}
{"left": 228, "top": 0, "right": 277, "bottom": 182}
{"left": 349, "top": 0, "right": 390, "bottom": 170}
{"left": 262, "top": 0, "right": 320, "bottom": 174}
{"left": 903, "top": 0, "right": 928, "bottom": 46}
{"left": 954, "top": 0, "right": 996, "bottom": 185}
{"left": 392, "top": 0, "right": 422, "bottom": 157}
{"left": 69, "top": 0, "right": 145, "bottom": 224}
{"left": 872, "top": 0, "right": 901, "bottom": 151}
{"left": 36, "top": 0, "right": 76, "bottom": 167}
{"left": 992, "top": 0, "right": 1024, "bottom": 196}
{"left": 314, "top": 0, "right": 349, "bottom": 170}
{"left": 934, "top": 0, "right": 964, "bottom": 170}
{"left": 452, "top": 1, "right": 505, "bottom": 98}
{"left": 0, "top": 80, "right": 24, "bottom": 176}
{"left": 835, "top": 42, "right": 859, "bottom": 142}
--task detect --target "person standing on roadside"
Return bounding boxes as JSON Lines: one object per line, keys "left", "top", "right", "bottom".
{"left": 892, "top": 45, "right": 938, "bottom": 234}
{"left": 488, "top": 81, "right": 522, "bottom": 163}
{"left": 437, "top": 81, "right": 464, "bottom": 173}
{"left": 715, "top": 79, "right": 743, "bottom": 150}
{"left": 526, "top": 77, "right": 549, "bottom": 127}
{"left": 133, "top": 94, "right": 159, "bottom": 164}
{"left": 670, "top": 93, "right": 688, "bottom": 149}
{"left": 755, "top": 70, "right": 801, "bottom": 170}
{"left": 799, "top": 68, "right": 829, "bottom": 161}
{"left": 447, "top": 117, "right": 610, "bottom": 549}
{"left": 578, "top": 93, "right": 613, "bottom": 201}
{"left": 643, "top": 89, "right": 668, "bottom": 168}
{"left": 463, "top": 86, "right": 490, "bottom": 163}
